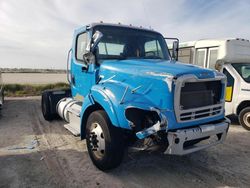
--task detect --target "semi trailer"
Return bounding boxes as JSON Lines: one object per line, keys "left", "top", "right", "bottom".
{"left": 41, "top": 23, "right": 230, "bottom": 170}
{"left": 177, "top": 38, "right": 250, "bottom": 130}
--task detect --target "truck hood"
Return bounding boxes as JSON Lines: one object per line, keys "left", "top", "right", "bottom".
{"left": 99, "top": 59, "right": 216, "bottom": 79}
{"left": 97, "top": 59, "right": 224, "bottom": 130}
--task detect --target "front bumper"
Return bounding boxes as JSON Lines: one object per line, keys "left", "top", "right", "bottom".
{"left": 164, "top": 118, "right": 230, "bottom": 155}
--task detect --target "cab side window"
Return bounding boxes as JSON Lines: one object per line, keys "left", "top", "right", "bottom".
{"left": 76, "top": 33, "right": 88, "bottom": 61}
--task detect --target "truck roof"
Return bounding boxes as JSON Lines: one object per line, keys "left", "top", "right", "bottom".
{"left": 179, "top": 38, "right": 250, "bottom": 63}
{"left": 179, "top": 38, "right": 249, "bottom": 48}
{"left": 75, "top": 22, "right": 162, "bottom": 35}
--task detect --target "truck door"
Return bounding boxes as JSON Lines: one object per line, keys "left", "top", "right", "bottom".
{"left": 71, "top": 30, "right": 94, "bottom": 101}
{"left": 223, "top": 67, "right": 235, "bottom": 115}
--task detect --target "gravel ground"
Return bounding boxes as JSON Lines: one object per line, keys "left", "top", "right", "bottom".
{"left": 0, "top": 97, "right": 250, "bottom": 188}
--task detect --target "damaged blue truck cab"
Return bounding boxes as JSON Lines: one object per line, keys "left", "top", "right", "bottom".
{"left": 42, "top": 23, "right": 230, "bottom": 170}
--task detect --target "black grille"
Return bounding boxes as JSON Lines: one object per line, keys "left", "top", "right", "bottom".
{"left": 180, "top": 106, "right": 222, "bottom": 121}
{"left": 180, "top": 81, "right": 222, "bottom": 110}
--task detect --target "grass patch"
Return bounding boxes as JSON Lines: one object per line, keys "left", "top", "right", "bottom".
{"left": 4, "top": 82, "right": 70, "bottom": 97}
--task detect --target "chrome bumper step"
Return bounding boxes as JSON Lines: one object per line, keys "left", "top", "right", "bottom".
{"left": 164, "top": 118, "right": 230, "bottom": 155}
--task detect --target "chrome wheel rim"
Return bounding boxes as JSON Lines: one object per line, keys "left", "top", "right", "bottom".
{"left": 243, "top": 112, "right": 250, "bottom": 128}
{"left": 89, "top": 122, "right": 105, "bottom": 158}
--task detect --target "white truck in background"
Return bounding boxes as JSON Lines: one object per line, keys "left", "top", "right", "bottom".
{"left": 176, "top": 38, "right": 250, "bottom": 130}
{"left": 0, "top": 70, "right": 3, "bottom": 109}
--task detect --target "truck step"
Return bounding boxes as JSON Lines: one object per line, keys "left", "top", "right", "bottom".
{"left": 64, "top": 124, "right": 80, "bottom": 136}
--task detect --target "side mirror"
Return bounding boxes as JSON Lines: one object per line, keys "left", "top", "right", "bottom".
{"left": 164, "top": 37, "right": 179, "bottom": 61}
{"left": 172, "top": 41, "right": 179, "bottom": 61}
{"left": 84, "top": 30, "right": 103, "bottom": 66}
{"left": 91, "top": 30, "right": 103, "bottom": 52}
{"left": 86, "top": 30, "right": 103, "bottom": 53}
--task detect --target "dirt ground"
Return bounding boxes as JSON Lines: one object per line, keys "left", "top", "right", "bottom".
{"left": 0, "top": 97, "right": 250, "bottom": 188}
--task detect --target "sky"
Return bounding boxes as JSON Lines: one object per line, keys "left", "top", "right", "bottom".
{"left": 0, "top": 0, "right": 250, "bottom": 69}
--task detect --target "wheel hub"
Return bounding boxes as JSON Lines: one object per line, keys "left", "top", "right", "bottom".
{"left": 89, "top": 123, "right": 105, "bottom": 158}
{"left": 243, "top": 112, "right": 250, "bottom": 127}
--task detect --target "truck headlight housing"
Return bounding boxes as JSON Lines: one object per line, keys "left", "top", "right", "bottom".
{"left": 125, "top": 107, "right": 161, "bottom": 132}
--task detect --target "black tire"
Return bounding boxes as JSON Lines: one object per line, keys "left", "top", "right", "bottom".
{"left": 86, "top": 110, "right": 124, "bottom": 170}
{"left": 41, "top": 92, "right": 55, "bottom": 121}
{"left": 239, "top": 107, "right": 250, "bottom": 131}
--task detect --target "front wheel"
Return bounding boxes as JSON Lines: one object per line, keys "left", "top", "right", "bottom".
{"left": 239, "top": 107, "right": 250, "bottom": 131}
{"left": 86, "top": 110, "right": 125, "bottom": 170}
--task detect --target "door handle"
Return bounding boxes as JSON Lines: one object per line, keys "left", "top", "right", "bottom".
{"left": 71, "top": 75, "right": 75, "bottom": 85}
{"left": 82, "top": 66, "right": 88, "bottom": 72}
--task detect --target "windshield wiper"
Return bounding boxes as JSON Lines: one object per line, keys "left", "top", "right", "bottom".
{"left": 99, "top": 56, "right": 127, "bottom": 60}
{"left": 143, "top": 56, "right": 163, "bottom": 60}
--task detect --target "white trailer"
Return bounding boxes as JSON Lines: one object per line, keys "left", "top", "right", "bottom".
{"left": 0, "top": 70, "right": 3, "bottom": 109}
{"left": 177, "top": 38, "right": 250, "bottom": 130}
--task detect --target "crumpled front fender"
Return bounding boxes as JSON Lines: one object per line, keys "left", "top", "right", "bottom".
{"left": 90, "top": 82, "right": 165, "bottom": 130}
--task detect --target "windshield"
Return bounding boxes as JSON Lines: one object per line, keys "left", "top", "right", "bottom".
{"left": 232, "top": 63, "right": 250, "bottom": 83}
{"left": 93, "top": 25, "right": 170, "bottom": 61}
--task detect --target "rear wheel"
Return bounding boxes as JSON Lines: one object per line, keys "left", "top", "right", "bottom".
{"left": 86, "top": 110, "right": 124, "bottom": 170}
{"left": 41, "top": 92, "right": 56, "bottom": 121}
{"left": 239, "top": 107, "right": 250, "bottom": 131}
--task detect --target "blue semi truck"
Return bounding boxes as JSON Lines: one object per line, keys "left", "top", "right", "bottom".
{"left": 41, "top": 23, "right": 230, "bottom": 170}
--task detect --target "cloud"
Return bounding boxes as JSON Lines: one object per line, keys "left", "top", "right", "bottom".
{"left": 0, "top": 0, "right": 249, "bottom": 68}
